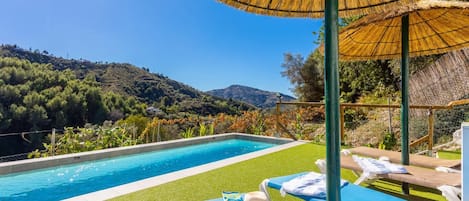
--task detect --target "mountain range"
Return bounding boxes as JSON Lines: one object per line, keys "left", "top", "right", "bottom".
{"left": 207, "top": 85, "right": 296, "bottom": 108}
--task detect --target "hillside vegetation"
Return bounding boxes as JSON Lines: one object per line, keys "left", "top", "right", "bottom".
{"left": 0, "top": 45, "right": 254, "bottom": 157}
{"left": 0, "top": 45, "right": 254, "bottom": 117}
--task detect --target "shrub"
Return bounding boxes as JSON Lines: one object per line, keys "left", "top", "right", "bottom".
{"left": 28, "top": 125, "right": 138, "bottom": 158}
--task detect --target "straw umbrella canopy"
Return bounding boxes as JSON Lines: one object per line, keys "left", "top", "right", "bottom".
{"left": 335, "top": 0, "right": 469, "bottom": 193}
{"left": 218, "top": 0, "right": 412, "bottom": 18}
{"left": 338, "top": 0, "right": 469, "bottom": 61}
{"left": 217, "top": 0, "right": 412, "bottom": 200}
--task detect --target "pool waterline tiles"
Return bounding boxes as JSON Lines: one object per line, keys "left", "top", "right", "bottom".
{"left": 0, "top": 133, "right": 299, "bottom": 201}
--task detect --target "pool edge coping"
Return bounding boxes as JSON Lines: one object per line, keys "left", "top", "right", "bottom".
{"left": 64, "top": 139, "right": 305, "bottom": 201}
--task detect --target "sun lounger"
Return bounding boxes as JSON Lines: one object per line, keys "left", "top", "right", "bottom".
{"left": 339, "top": 155, "right": 461, "bottom": 188}
{"left": 334, "top": 155, "right": 462, "bottom": 201}
{"left": 259, "top": 172, "right": 405, "bottom": 201}
{"left": 347, "top": 146, "right": 460, "bottom": 169}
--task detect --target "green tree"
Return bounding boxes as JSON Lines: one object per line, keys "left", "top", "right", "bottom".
{"left": 0, "top": 56, "right": 149, "bottom": 156}
{"left": 339, "top": 60, "right": 398, "bottom": 102}
{"left": 281, "top": 51, "right": 324, "bottom": 101}
{"left": 28, "top": 105, "right": 48, "bottom": 130}
{"left": 285, "top": 15, "right": 402, "bottom": 103}
{"left": 85, "top": 87, "right": 109, "bottom": 124}
{"left": 0, "top": 104, "right": 11, "bottom": 130}
{"left": 0, "top": 57, "right": 147, "bottom": 133}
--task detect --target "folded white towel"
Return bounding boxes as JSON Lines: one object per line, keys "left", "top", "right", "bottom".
{"left": 279, "top": 172, "right": 348, "bottom": 198}
{"left": 352, "top": 155, "right": 407, "bottom": 174}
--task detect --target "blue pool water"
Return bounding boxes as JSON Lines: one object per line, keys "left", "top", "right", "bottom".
{"left": 0, "top": 139, "right": 276, "bottom": 201}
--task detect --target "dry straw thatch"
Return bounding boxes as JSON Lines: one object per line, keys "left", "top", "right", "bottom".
{"left": 337, "top": 0, "right": 469, "bottom": 61}
{"left": 217, "top": 0, "right": 414, "bottom": 18}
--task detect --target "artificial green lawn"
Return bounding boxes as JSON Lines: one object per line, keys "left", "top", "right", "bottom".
{"left": 437, "top": 150, "right": 461, "bottom": 160}
{"left": 111, "top": 143, "right": 458, "bottom": 201}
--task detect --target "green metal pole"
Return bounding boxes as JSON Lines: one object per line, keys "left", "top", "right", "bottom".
{"left": 400, "top": 14, "right": 410, "bottom": 195}
{"left": 325, "top": 0, "right": 341, "bottom": 200}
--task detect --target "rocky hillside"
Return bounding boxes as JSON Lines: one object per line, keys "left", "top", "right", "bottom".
{"left": 207, "top": 85, "right": 296, "bottom": 108}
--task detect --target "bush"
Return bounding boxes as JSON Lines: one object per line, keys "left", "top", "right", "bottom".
{"left": 379, "top": 131, "right": 397, "bottom": 150}
{"left": 344, "top": 109, "right": 367, "bottom": 130}
{"left": 28, "top": 125, "right": 138, "bottom": 158}
{"left": 116, "top": 115, "right": 149, "bottom": 135}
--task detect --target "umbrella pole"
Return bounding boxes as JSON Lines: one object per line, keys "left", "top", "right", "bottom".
{"left": 400, "top": 14, "right": 410, "bottom": 195}
{"left": 324, "top": 0, "right": 341, "bottom": 200}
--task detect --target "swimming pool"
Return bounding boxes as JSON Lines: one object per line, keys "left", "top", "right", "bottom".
{"left": 0, "top": 138, "right": 277, "bottom": 201}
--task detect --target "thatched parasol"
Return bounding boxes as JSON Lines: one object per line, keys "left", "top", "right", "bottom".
{"left": 338, "top": 0, "right": 469, "bottom": 61}
{"left": 333, "top": 0, "right": 469, "bottom": 194}
{"left": 218, "top": 0, "right": 413, "bottom": 18}
{"left": 217, "top": 0, "right": 413, "bottom": 200}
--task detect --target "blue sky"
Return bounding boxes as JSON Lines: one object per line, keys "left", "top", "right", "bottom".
{"left": 0, "top": 0, "right": 322, "bottom": 97}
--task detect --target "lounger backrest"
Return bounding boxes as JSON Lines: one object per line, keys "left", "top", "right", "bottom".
{"left": 340, "top": 155, "right": 461, "bottom": 189}
{"left": 349, "top": 147, "right": 461, "bottom": 169}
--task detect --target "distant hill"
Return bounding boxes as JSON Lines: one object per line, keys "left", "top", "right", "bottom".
{"left": 207, "top": 85, "right": 296, "bottom": 108}
{"left": 0, "top": 45, "right": 254, "bottom": 116}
